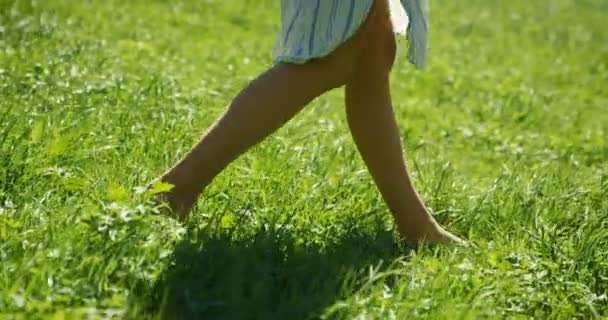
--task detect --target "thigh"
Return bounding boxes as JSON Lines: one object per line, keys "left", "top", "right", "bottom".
{"left": 344, "top": 0, "right": 396, "bottom": 110}
{"left": 278, "top": 0, "right": 395, "bottom": 90}
{"left": 351, "top": 0, "right": 397, "bottom": 81}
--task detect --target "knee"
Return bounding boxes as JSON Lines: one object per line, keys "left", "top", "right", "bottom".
{"left": 356, "top": 31, "right": 396, "bottom": 80}
{"left": 368, "top": 0, "right": 397, "bottom": 73}
{"left": 380, "top": 31, "right": 397, "bottom": 72}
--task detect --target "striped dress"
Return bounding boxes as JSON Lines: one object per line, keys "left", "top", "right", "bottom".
{"left": 272, "top": 0, "right": 429, "bottom": 69}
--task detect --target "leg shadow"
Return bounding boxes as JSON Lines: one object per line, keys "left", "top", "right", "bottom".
{"left": 142, "top": 218, "right": 406, "bottom": 319}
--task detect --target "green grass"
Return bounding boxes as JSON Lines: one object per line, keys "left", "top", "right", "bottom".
{"left": 1, "top": 0, "right": 607, "bottom": 318}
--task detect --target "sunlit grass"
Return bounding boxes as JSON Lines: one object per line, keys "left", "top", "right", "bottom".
{"left": 1, "top": 0, "right": 606, "bottom": 319}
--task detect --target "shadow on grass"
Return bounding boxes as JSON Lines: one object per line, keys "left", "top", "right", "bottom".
{"left": 144, "top": 221, "right": 405, "bottom": 319}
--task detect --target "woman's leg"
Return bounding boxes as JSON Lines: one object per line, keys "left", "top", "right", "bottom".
{"left": 156, "top": 35, "right": 364, "bottom": 219}
{"left": 344, "top": 0, "right": 463, "bottom": 244}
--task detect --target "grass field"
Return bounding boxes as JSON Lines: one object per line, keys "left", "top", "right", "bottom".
{"left": 1, "top": 0, "right": 607, "bottom": 318}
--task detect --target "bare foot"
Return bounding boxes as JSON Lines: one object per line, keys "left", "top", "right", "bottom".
{"left": 396, "top": 212, "right": 465, "bottom": 246}
{"left": 418, "top": 224, "right": 465, "bottom": 245}
{"left": 400, "top": 226, "right": 465, "bottom": 246}
{"left": 149, "top": 177, "right": 199, "bottom": 221}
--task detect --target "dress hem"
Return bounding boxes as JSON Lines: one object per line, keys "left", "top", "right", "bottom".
{"left": 272, "top": 1, "right": 374, "bottom": 65}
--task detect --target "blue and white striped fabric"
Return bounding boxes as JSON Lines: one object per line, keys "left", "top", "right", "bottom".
{"left": 272, "top": 0, "right": 429, "bottom": 69}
